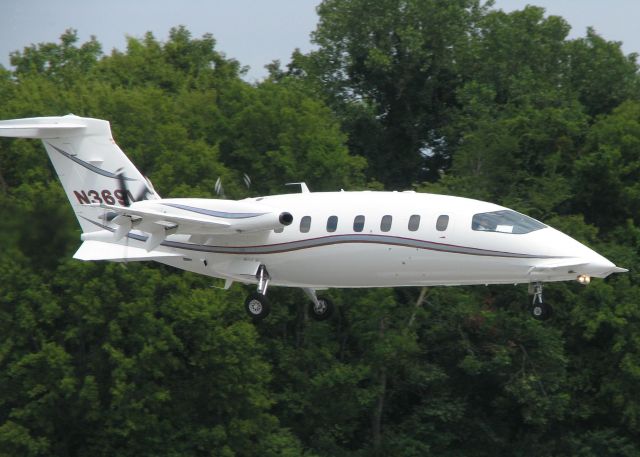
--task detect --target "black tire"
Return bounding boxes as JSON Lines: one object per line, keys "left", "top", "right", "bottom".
{"left": 530, "top": 302, "right": 552, "bottom": 321}
{"left": 245, "top": 293, "right": 270, "bottom": 321}
{"left": 309, "top": 296, "right": 334, "bottom": 321}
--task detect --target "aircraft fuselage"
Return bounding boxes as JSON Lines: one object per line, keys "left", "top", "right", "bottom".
{"left": 116, "top": 191, "right": 619, "bottom": 288}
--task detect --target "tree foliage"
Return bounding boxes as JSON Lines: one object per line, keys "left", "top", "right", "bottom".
{"left": 1, "top": 4, "right": 640, "bottom": 454}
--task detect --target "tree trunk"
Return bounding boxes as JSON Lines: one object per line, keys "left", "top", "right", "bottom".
{"left": 0, "top": 168, "right": 7, "bottom": 194}
{"left": 408, "top": 287, "right": 428, "bottom": 327}
{"left": 372, "top": 317, "right": 387, "bottom": 451}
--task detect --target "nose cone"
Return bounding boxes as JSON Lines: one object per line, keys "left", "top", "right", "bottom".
{"left": 539, "top": 227, "right": 627, "bottom": 279}
{"left": 582, "top": 257, "right": 627, "bottom": 278}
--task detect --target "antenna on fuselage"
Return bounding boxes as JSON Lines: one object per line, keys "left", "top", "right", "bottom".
{"left": 285, "top": 182, "right": 310, "bottom": 193}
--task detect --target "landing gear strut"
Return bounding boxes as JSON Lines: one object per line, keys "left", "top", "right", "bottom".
{"left": 529, "top": 282, "right": 552, "bottom": 321}
{"left": 244, "top": 265, "right": 271, "bottom": 321}
{"left": 303, "top": 288, "right": 334, "bottom": 321}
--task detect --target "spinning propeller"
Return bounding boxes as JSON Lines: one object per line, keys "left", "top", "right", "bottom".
{"left": 116, "top": 169, "right": 153, "bottom": 207}
{"left": 110, "top": 170, "right": 158, "bottom": 257}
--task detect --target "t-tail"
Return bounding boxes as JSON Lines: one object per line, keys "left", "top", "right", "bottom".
{"left": 0, "top": 114, "right": 159, "bottom": 234}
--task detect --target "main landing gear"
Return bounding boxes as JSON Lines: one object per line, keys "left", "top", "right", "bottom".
{"left": 243, "top": 265, "right": 335, "bottom": 322}
{"left": 303, "top": 288, "right": 335, "bottom": 321}
{"left": 528, "top": 282, "right": 552, "bottom": 321}
{"left": 244, "top": 265, "right": 271, "bottom": 321}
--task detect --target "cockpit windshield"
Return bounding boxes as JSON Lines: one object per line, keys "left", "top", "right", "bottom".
{"left": 471, "top": 210, "right": 546, "bottom": 234}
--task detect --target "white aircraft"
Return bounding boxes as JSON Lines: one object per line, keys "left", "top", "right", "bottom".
{"left": 0, "top": 115, "right": 627, "bottom": 321}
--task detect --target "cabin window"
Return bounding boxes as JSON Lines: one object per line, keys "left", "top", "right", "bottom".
{"left": 380, "top": 215, "right": 392, "bottom": 232}
{"left": 353, "top": 215, "right": 365, "bottom": 232}
{"left": 327, "top": 215, "right": 338, "bottom": 232}
{"left": 472, "top": 210, "right": 546, "bottom": 234}
{"left": 408, "top": 214, "right": 421, "bottom": 231}
{"left": 300, "top": 216, "right": 311, "bottom": 233}
{"left": 436, "top": 215, "right": 449, "bottom": 231}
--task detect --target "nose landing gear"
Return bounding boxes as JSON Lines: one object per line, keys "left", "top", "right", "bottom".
{"left": 528, "top": 282, "right": 552, "bottom": 321}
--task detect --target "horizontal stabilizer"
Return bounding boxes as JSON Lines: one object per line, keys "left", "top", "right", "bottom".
{"left": 73, "top": 240, "right": 181, "bottom": 262}
{"left": 0, "top": 117, "right": 86, "bottom": 138}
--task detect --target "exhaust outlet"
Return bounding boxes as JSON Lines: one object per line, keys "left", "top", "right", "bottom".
{"left": 279, "top": 212, "right": 293, "bottom": 226}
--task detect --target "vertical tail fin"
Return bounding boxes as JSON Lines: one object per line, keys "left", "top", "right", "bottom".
{"left": 0, "top": 114, "right": 159, "bottom": 233}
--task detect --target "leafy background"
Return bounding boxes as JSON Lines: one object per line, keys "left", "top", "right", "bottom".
{"left": 1, "top": 1, "right": 639, "bottom": 455}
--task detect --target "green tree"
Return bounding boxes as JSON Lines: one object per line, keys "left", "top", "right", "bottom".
{"left": 574, "top": 101, "right": 640, "bottom": 230}
{"left": 2, "top": 10, "right": 640, "bottom": 457}
{"left": 566, "top": 28, "right": 640, "bottom": 118}
{"left": 297, "top": 0, "right": 488, "bottom": 188}
{"left": 221, "top": 79, "right": 366, "bottom": 194}
{"left": 10, "top": 29, "right": 102, "bottom": 86}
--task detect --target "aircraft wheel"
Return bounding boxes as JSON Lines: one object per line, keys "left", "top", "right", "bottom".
{"left": 530, "top": 302, "right": 552, "bottom": 321}
{"left": 245, "top": 293, "right": 270, "bottom": 321}
{"left": 309, "top": 296, "right": 334, "bottom": 321}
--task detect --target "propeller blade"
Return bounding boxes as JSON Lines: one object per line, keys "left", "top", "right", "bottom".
{"left": 116, "top": 170, "right": 131, "bottom": 207}
{"left": 116, "top": 170, "right": 153, "bottom": 206}
{"left": 214, "top": 177, "right": 225, "bottom": 198}
{"left": 134, "top": 186, "right": 148, "bottom": 203}
{"left": 144, "top": 176, "right": 157, "bottom": 198}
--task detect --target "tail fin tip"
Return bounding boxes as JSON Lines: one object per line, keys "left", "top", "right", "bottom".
{"left": 0, "top": 114, "right": 87, "bottom": 138}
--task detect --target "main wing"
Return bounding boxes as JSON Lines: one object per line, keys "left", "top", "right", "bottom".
{"left": 89, "top": 198, "right": 293, "bottom": 251}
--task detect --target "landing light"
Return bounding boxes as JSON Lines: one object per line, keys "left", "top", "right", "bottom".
{"left": 577, "top": 274, "right": 591, "bottom": 285}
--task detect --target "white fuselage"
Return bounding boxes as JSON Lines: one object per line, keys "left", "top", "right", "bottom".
{"left": 0, "top": 115, "right": 622, "bottom": 293}
{"left": 119, "top": 191, "right": 617, "bottom": 288}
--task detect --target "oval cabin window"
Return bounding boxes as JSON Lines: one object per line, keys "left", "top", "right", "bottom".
{"left": 380, "top": 215, "right": 392, "bottom": 232}
{"left": 436, "top": 215, "right": 449, "bottom": 231}
{"left": 327, "top": 215, "right": 338, "bottom": 232}
{"left": 300, "top": 216, "right": 311, "bottom": 233}
{"left": 408, "top": 215, "right": 421, "bottom": 231}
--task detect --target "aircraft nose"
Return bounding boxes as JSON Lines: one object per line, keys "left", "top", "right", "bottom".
{"left": 583, "top": 257, "right": 624, "bottom": 277}
{"left": 546, "top": 227, "right": 627, "bottom": 279}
